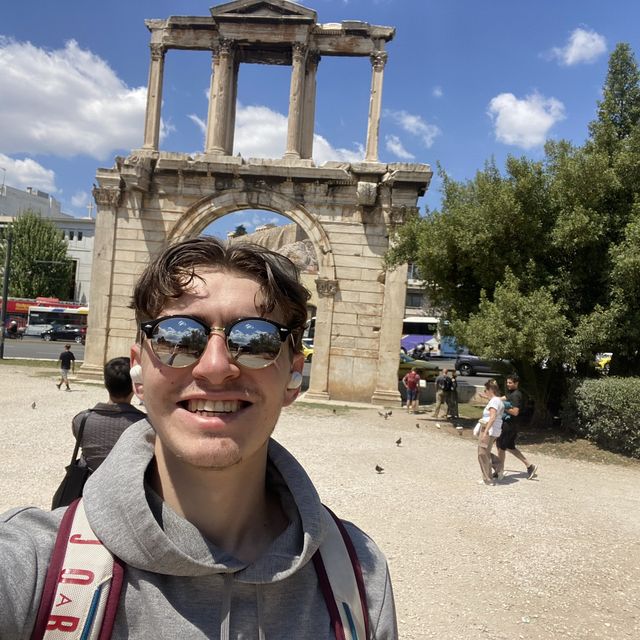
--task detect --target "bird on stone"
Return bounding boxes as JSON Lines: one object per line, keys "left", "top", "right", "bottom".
{"left": 375, "top": 464, "right": 384, "bottom": 474}
{"left": 416, "top": 423, "right": 420, "bottom": 429}
{"left": 31, "top": 401, "right": 36, "bottom": 409}
{"left": 378, "top": 410, "right": 392, "bottom": 419}
{"left": 395, "top": 437, "right": 402, "bottom": 446}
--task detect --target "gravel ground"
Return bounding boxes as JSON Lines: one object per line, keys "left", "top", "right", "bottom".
{"left": 1, "top": 363, "right": 639, "bottom": 639}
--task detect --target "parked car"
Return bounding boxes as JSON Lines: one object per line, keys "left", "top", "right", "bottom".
{"left": 454, "top": 352, "right": 511, "bottom": 376}
{"left": 41, "top": 324, "right": 87, "bottom": 344}
{"left": 302, "top": 338, "right": 314, "bottom": 362}
{"left": 398, "top": 353, "right": 439, "bottom": 382}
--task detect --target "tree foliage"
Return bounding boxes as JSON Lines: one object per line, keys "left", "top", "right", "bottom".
{"left": 0, "top": 211, "right": 73, "bottom": 299}
{"left": 386, "top": 42, "right": 640, "bottom": 426}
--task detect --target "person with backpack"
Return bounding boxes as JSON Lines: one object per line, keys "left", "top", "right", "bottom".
{"left": 0, "top": 237, "right": 397, "bottom": 639}
{"left": 432, "top": 368, "right": 452, "bottom": 418}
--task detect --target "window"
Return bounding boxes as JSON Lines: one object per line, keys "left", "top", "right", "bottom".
{"left": 69, "top": 230, "right": 74, "bottom": 240}
{"left": 78, "top": 231, "right": 83, "bottom": 241}
{"left": 405, "top": 292, "right": 424, "bottom": 308}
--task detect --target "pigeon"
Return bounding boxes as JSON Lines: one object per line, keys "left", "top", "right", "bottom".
{"left": 375, "top": 464, "right": 384, "bottom": 474}
{"left": 31, "top": 401, "right": 36, "bottom": 409}
{"left": 395, "top": 437, "right": 402, "bottom": 446}
{"left": 378, "top": 410, "right": 392, "bottom": 420}
{"left": 456, "top": 426, "right": 464, "bottom": 435}
{"left": 416, "top": 423, "right": 420, "bottom": 429}
{"left": 332, "top": 408, "right": 336, "bottom": 414}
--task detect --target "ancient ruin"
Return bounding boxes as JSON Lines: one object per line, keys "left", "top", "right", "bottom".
{"left": 84, "top": 0, "right": 431, "bottom": 404}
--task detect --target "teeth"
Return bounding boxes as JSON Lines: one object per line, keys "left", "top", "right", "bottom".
{"left": 187, "top": 399, "right": 240, "bottom": 413}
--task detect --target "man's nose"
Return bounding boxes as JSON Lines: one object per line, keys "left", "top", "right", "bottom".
{"left": 191, "top": 332, "right": 240, "bottom": 382}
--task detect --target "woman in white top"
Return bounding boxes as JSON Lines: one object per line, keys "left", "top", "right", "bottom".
{"left": 478, "top": 378, "right": 504, "bottom": 485}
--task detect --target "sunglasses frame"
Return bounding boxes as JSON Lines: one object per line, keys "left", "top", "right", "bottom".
{"left": 139, "top": 314, "right": 295, "bottom": 369}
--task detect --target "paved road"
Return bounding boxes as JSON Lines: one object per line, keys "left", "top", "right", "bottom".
{"left": 1, "top": 336, "right": 85, "bottom": 360}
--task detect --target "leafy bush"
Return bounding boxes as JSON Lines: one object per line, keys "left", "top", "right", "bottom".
{"left": 564, "top": 377, "right": 640, "bottom": 458}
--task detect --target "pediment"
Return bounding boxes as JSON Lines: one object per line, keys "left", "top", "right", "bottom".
{"left": 211, "top": 0, "right": 316, "bottom": 22}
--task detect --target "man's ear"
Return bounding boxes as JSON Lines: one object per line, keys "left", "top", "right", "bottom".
{"left": 130, "top": 344, "right": 144, "bottom": 401}
{"left": 283, "top": 351, "right": 305, "bottom": 406}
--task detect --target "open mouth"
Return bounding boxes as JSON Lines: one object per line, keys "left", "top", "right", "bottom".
{"left": 184, "top": 399, "right": 251, "bottom": 415}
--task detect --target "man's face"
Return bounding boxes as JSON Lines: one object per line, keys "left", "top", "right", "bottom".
{"left": 131, "top": 268, "right": 304, "bottom": 472}
{"left": 506, "top": 378, "right": 518, "bottom": 391}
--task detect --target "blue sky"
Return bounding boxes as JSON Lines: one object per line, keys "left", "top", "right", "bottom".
{"left": 1, "top": 1, "right": 639, "bottom": 237}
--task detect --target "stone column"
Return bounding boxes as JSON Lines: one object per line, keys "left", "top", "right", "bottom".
{"left": 365, "top": 50, "right": 388, "bottom": 163}
{"left": 225, "top": 57, "right": 240, "bottom": 155}
{"left": 300, "top": 51, "right": 320, "bottom": 160}
{"left": 142, "top": 43, "right": 166, "bottom": 151}
{"left": 206, "top": 39, "right": 235, "bottom": 155}
{"left": 79, "top": 183, "right": 122, "bottom": 380}
{"left": 303, "top": 278, "right": 338, "bottom": 401}
{"left": 284, "top": 43, "right": 308, "bottom": 159}
{"left": 204, "top": 51, "right": 220, "bottom": 153}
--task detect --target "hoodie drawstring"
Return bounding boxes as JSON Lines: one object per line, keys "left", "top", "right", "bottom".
{"left": 256, "top": 584, "right": 266, "bottom": 640}
{"left": 220, "top": 573, "right": 233, "bottom": 640}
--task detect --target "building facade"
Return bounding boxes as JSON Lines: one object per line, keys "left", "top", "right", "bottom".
{"left": 0, "top": 184, "right": 94, "bottom": 304}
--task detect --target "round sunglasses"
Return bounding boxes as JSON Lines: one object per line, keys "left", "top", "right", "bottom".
{"left": 140, "top": 315, "right": 295, "bottom": 369}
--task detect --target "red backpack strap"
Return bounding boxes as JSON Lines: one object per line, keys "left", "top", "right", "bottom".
{"left": 313, "top": 506, "right": 370, "bottom": 640}
{"left": 30, "top": 499, "right": 124, "bottom": 640}
{"left": 31, "top": 500, "right": 81, "bottom": 639}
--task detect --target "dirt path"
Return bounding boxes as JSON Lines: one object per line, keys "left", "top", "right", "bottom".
{"left": 1, "top": 364, "right": 639, "bottom": 639}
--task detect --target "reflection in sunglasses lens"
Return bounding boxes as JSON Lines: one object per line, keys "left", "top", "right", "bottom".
{"left": 150, "top": 317, "right": 284, "bottom": 369}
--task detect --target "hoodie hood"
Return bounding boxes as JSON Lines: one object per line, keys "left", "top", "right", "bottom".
{"left": 83, "top": 419, "right": 329, "bottom": 584}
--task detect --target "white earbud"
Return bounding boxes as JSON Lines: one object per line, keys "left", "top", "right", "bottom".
{"left": 286, "top": 371, "right": 303, "bottom": 390}
{"left": 129, "top": 364, "right": 143, "bottom": 384}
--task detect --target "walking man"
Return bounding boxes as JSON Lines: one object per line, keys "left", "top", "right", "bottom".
{"left": 433, "top": 368, "right": 451, "bottom": 418}
{"left": 495, "top": 373, "right": 538, "bottom": 480}
{"left": 1, "top": 237, "right": 397, "bottom": 638}
{"left": 56, "top": 343, "right": 75, "bottom": 391}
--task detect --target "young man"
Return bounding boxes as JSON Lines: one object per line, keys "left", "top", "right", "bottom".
{"left": 0, "top": 237, "right": 397, "bottom": 638}
{"left": 402, "top": 366, "right": 421, "bottom": 413}
{"left": 495, "top": 373, "right": 538, "bottom": 480}
{"left": 56, "top": 343, "right": 75, "bottom": 391}
{"left": 71, "top": 356, "right": 146, "bottom": 470}
{"left": 432, "top": 368, "right": 451, "bottom": 418}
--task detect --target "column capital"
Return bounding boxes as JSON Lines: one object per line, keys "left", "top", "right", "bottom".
{"left": 149, "top": 43, "right": 166, "bottom": 61}
{"left": 370, "top": 50, "right": 388, "bottom": 70}
{"left": 306, "top": 50, "right": 321, "bottom": 69}
{"left": 292, "top": 42, "right": 308, "bottom": 60}
{"left": 92, "top": 186, "right": 122, "bottom": 209}
{"left": 218, "top": 38, "right": 236, "bottom": 56}
{"left": 316, "top": 278, "right": 339, "bottom": 298}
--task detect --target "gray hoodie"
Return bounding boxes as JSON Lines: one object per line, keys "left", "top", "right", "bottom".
{"left": 0, "top": 420, "right": 397, "bottom": 639}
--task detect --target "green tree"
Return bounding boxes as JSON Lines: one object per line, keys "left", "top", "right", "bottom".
{"left": 589, "top": 43, "right": 640, "bottom": 153}
{"left": 0, "top": 211, "right": 73, "bottom": 299}
{"left": 387, "top": 43, "right": 640, "bottom": 426}
{"left": 233, "top": 224, "right": 248, "bottom": 237}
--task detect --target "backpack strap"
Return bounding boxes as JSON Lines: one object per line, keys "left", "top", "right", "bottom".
{"left": 313, "top": 506, "right": 370, "bottom": 640}
{"left": 30, "top": 499, "right": 123, "bottom": 640}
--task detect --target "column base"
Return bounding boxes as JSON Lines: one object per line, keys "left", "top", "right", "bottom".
{"left": 370, "top": 388, "right": 401, "bottom": 406}
{"left": 77, "top": 362, "right": 105, "bottom": 383}
{"left": 301, "top": 390, "right": 331, "bottom": 402}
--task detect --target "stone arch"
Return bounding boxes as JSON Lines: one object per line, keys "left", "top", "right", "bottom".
{"left": 168, "top": 187, "right": 336, "bottom": 280}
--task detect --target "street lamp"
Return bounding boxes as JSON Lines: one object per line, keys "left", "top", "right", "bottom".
{"left": 0, "top": 231, "right": 13, "bottom": 359}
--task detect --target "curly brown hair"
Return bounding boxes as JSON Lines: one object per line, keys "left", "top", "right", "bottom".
{"left": 131, "top": 237, "right": 310, "bottom": 350}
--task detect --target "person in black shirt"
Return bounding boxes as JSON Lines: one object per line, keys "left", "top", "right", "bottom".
{"left": 495, "top": 373, "right": 537, "bottom": 480}
{"left": 56, "top": 344, "right": 76, "bottom": 391}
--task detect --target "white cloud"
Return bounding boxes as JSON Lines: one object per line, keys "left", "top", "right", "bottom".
{"left": 71, "top": 191, "right": 89, "bottom": 207}
{"left": 384, "top": 109, "right": 441, "bottom": 147}
{"left": 0, "top": 37, "right": 156, "bottom": 160}
{"left": 551, "top": 27, "right": 607, "bottom": 66}
{"left": 488, "top": 92, "right": 565, "bottom": 149}
{"left": 190, "top": 103, "right": 364, "bottom": 163}
{"left": 0, "top": 153, "right": 56, "bottom": 192}
{"left": 432, "top": 86, "right": 443, "bottom": 98}
{"left": 385, "top": 135, "right": 415, "bottom": 160}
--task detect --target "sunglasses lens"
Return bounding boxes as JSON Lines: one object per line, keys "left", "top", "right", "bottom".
{"left": 149, "top": 317, "right": 208, "bottom": 367}
{"left": 228, "top": 319, "right": 284, "bottom": 368}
